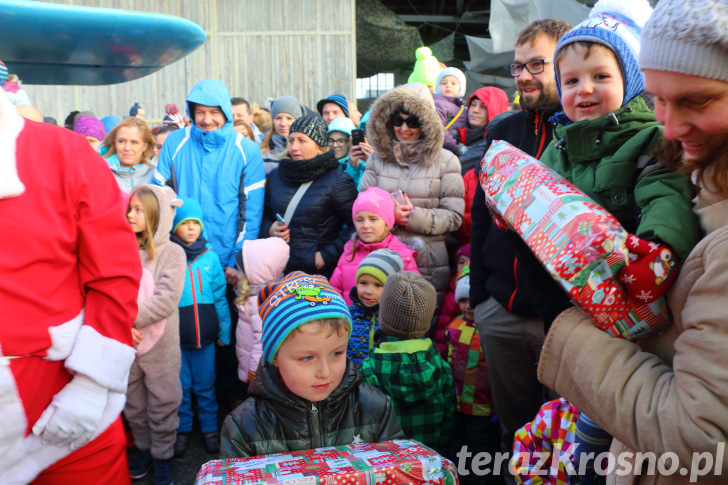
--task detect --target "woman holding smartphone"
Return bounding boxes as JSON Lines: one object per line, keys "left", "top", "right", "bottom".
{"left": 260, "top": 114, "right": 357, "bottom": 278}
{"left": 359, "top": 85, "right": 465, "bottom": 317}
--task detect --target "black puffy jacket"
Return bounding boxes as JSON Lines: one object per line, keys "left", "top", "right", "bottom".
{"left": 259, "top": 151, "right": 357, "bottom": 278}
{"left": 221, "top": 359, "right": 405, "bottom": 457}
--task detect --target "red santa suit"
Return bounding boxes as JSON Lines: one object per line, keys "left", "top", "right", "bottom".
{"left": 0, "top": 93, "right": 141, "bottom": 483}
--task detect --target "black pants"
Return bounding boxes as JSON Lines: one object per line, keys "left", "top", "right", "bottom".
{"left": 215, "top": 284, "right": 248, "bottom": 418}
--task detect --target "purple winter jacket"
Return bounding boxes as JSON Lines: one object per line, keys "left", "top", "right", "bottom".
{"left": 433, "top": 94, "right": 467, "bottom": 154}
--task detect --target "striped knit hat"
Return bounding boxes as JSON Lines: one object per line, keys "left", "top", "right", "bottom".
{"left": 317, "top": 94, "right": 349, "bottom": 118}
{"left": 356, "top": 249, "right": 404, "bottom": 285}
{"left": 258, "top": 271, "right": 352, "bottom": 363}
{"left": 0, "top": 61, "right": 7, "bottom": 85}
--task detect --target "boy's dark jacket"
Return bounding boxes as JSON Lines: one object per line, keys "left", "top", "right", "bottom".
{"left": 470, "top": 104, "right": 560, "bottom": 313}
{"left": 541, "top": 96, "right": 699, "bottom": 259}
{"left": 220, "top": 358, "right": 404, "bottom": 457}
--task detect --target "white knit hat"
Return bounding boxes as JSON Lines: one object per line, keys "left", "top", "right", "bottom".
{"left": 639, "top": 0, "right": 728, "bottom": 82}
{"left": 435, "top": 67, "right": 466, "bottom": 98}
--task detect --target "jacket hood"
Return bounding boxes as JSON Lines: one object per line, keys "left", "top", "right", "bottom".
{"left": 367, "top": 85, "right": 444, "bottom": 165}
{"left": 144, "top": 184, "right": 182, "bottom": 248}
{"left": 186, "top": 79, "right": 233, "bottom": 127}
{"left": 250, "top": 358, "right": 362, "bottom": 407}
{"left": 468, "top": 87, "right": 510, "bottom": 124}
{"left": 241, "top": 237, "right": 290, "bottom": 285}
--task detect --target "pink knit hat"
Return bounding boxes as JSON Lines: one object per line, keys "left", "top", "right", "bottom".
{"left": 352, "top": 186, "right": 395, "bottom": 229}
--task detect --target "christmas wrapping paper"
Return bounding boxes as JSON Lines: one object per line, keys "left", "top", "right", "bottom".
{"left": 195, "top": 440, "right": 458, "bottom": 485}
{"left": 479, "top": 140, "right": 668, "bottom": 340}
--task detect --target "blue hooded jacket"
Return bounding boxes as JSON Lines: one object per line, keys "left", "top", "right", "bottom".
{"left": 171, "top": 197, "right": 231, "bottom": 348}
{"left": 153, "top": 79, "right": 266, "bottom": 268}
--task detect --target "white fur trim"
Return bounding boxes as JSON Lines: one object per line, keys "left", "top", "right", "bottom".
{"left": 591, "top": 0, "right": 653, "bottom": 28}
{"left": 64, "top": 326, "right": 135, "bottom": 393}
{"left": 45, "top": 311, "right": 84, "bottom": 361}
{"left": 0, "top": 347, "right": 30, "bottom": 480}
{"left": 0, "top": 91, "right": 26, "bottom": 199}
{"left": 0, "top": 391, "right": 125, "bottom": 485}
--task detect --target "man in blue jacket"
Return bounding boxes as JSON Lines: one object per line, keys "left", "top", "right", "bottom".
{"left": 154, "top": 79, "right": 265, "bottom": 286}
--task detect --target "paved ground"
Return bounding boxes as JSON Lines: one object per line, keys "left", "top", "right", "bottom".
{"left": 128, "top": 426, "right": 219, "bottom": 485}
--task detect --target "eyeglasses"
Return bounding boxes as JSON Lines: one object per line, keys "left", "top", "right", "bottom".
{"left": 509, "top": 58, "right": 553, "bottom": 77}
{"left": 327, "top": 137, "right": 348, "bottom": 145}
{"left": 391, "top": 114, "right": 422, "bottom": 128}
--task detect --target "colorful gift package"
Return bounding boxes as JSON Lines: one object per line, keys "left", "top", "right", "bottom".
{"left": 195, "top": 440, "right": 458, "bottom": 485}
{"left": 479, "top": 140, "right": 668, "bottom": 340}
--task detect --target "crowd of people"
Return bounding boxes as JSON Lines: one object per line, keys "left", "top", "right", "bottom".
{"left": 2, "top": 0, "right": 728, "bottom": 484}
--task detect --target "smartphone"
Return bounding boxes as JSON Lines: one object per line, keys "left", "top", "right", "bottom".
{"left": 275, "top": 213, "right": 287, "bottom": 225}
{"left": 351, "top": 128, "right": 365, "bottom": 146}
{"left": 390, "top": 189, "right": 407, "bottom": 205}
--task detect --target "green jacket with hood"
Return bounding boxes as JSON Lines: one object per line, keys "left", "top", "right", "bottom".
{"left": 360, "top": 336, "right": 456, "bottom": 454}
{"left": 220, "top": 358, "right": 404, "bottom": 458}
{"left": 540, "top": 96, "right": 700, "bottom": 259}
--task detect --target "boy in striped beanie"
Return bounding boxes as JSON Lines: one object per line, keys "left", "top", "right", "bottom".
{"left": 220, "top": 271, "right": 404, "bottom": 457}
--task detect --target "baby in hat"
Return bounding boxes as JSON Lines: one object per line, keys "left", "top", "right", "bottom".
{"left": 360, "top": 271, "right": 456, "bottom": 455}
{"left": 433, "top": 66, "right": 468, "bottom": 154}
{"left": 220, "top": 271, "right": 403, "bottom": 457}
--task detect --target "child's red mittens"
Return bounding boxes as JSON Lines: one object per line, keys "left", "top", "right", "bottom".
{"left": 617, "top": 235, "right": 679, "bottom": 304}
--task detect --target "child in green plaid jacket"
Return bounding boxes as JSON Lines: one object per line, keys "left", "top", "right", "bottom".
{"left": 361, "top": 271, "right": 456, "bottom": 455}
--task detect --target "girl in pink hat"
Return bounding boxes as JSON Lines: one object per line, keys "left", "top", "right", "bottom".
{"left": 330, "top": 186, "right": 419, "bottom": 305}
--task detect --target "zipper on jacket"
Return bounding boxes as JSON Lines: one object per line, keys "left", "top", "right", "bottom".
{"left": 188, "top": 265, "right": 201, "bottom": 347}
{"left": 310, "top": 403, "right": 323, "bottom": 448}
{"left": 197, "top": 268, "right": 204, "bottom": 301}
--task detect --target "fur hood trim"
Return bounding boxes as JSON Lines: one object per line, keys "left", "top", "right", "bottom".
{"left": 367, "top": 86, "right": 444, "bottom": 166}
{"left": 144, "top": 184, "right": 182, "bottom": 248}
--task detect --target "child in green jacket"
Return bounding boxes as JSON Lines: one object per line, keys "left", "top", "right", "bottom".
{"left": 523, "top": 0, "right": 701, "bottom": 478}
{"left": 361, "top": 271, "right": 456, "bottom": 455}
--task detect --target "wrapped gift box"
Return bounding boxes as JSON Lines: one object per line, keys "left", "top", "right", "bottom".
{"left": 195, "top": 439, "right": 458, "bottom": 485}
{"left": 479, "top": 140, "right": 668, "bottom": 340}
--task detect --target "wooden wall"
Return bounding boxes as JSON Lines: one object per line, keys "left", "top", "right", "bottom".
{"left": 29, "top": 0, "right": 356, "bottom": 124}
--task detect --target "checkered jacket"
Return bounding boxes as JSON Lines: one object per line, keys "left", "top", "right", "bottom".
{"left": 446, "top": 316, "right": 494, "bottom": 416}
{"left": 360, "top": 336, "right": 456, "bottom": 454}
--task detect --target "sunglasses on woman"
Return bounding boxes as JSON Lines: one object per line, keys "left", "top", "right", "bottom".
{"left": 391, "top": 114, "right": 422, "bottom": 128}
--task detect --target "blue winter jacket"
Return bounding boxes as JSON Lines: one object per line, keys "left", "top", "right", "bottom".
{"left": 153, "top": 79, "right": 266, "bottom": 268}
{"left": 173, "top": 235, "right": 231, "bottom": 349}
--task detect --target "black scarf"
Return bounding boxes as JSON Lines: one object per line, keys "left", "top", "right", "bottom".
{"left": 277, "top": 151, "right": 339, "bottom": 185}
{"left": 170, "top": 233, "right": 208, "bottom": 261}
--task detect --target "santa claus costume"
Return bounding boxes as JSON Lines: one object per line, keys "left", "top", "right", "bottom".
{"left": 0, "top": 91, "right": 141, "bottom": 484}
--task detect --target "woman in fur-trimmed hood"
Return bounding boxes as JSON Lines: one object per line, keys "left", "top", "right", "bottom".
{"left": 360, "top": 85, "right": 464, "bottom": 317}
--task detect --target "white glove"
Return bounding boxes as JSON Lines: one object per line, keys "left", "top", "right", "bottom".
{"left": 32, "top": 373, "right": 109, "bottom": 450}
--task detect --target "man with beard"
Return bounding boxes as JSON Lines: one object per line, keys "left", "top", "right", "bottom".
{"left": 468, "top": 18, "right": 571, "bottom": 470}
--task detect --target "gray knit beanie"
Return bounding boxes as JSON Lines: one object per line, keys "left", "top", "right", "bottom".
{"left": 356, "top": 249, "right": 404, "bottom": 285}
{"left": 640, "top": 0, "right": 728, "bottom": 82}
{"left": 379, "top": 271, "right": 436, "bottom": 339}
{"left": 289, "top": 114, "right": 328, "bottom": 147}
{"left": 270, "top": 96, "right": 305, "bottom": 119}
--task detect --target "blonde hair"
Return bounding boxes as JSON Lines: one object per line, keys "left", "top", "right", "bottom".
{"left": 235, "top": 271, "right": 251, "bottom": 305}
{"left": 252, "top": 104, "right": 272, "bottom": 133}
{"left": 103, "top": 117, "right": 155, "bottom": 162}
{"left": 290, "top": 318, "right": 350, "bottom": 338}
{"left": 129, "top": 186, "right": 159, "bottom": 259}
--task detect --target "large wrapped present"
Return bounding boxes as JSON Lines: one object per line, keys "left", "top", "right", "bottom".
{"left": 479, "top": 140, "right": 668, "bottom": 340}
{"left": 195, "top": 439, "right": 458, "bottom": 485}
